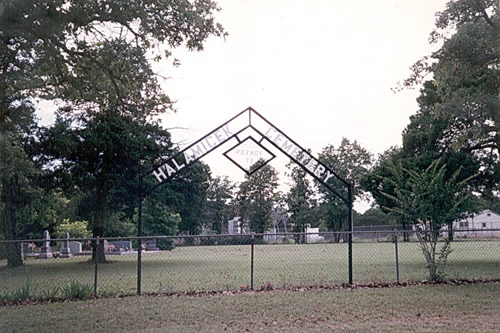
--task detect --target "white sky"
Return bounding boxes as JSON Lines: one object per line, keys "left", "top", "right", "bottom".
{"left": 152, "top": 0, "right": 449, "bottom": 210}
{"left": 38, "top": 0, "right": 449, "bottom": 212}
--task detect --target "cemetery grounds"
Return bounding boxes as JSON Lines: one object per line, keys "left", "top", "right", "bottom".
{"left": 0, "top": 237, "right": 499, "bottom": 332}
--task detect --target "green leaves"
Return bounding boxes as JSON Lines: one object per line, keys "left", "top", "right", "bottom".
{"left": 53, "top": 219, "right": 92, "bottom": 239}
{"left": 379, "top": 158, "right": 477, "bottom": 229}
{"left": 402, "top": 0, "right": 499, "bottom": 156}
{"left": 237, "top": 163, "right": 280, "bottom": 234}
{"left": 1, "top": 0, "right": 226, "bottom": 263}
{"left": 316, "top": 138, "right": 373, "bottom": 231}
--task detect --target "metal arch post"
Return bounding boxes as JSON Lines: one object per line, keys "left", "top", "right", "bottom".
{"left": 137, "top": 176, "right": 143, "bottom": 295}
{"left": 347, "top": 183, "right": 353, "bottom": 285}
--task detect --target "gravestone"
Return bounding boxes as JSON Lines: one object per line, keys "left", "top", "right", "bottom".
{"left": 145, "top": 239, "right": 160, "bottom": 251}
{"left": 106, "top": 240, "right": 133, "bottom": 252}
{"left": 59, "top": 232, "right": 73, "bottom": 258}
{"left": 39, "top": 230, "right": 53, "bottom": 259}
{"left": 21, "top": 243, "right": 30, "bottom": 260}
{"left": 69, "top": 241, "right": 82, "bottom": 254}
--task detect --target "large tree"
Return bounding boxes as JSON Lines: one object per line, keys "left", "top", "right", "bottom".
{"left": 205, "top": 176, "right": 235, "bottom": 234}
{"left": 317, "top": 138, "right": 372, "bottom": 239}
{"left": 237, "top": 163, "right": 280, "bottom": 234}
{"left": 41, "top": 111, "right": 174, "bottom": 261}
{"left": 285, "top": 163, "right": 318, "bottom": 243}
{"left": 170, "top": 162, "right": 211, "bottom": 236}
{"left": 0, "top": 109, "right": 38, "bottom": 266}
{"left": 399, "top": 0, "right": 499, "bottom": 195}
{"left": 1, "top": 0, "right": 225, "bottom": 263}
{"left": 364, "top": 0, "right": 499, "bottom": 241}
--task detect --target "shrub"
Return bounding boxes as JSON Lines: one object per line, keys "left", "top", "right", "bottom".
{"left": 7, "top": 279, "right": 35, "bottom": 301}
{"left": 60, "top": 280, "right": 93, "bottom": 300}
{"left": 41, "top": 286, "right": 61, "bottom": 299}
{"left": 157, "top": 239, "right": 175, "bottom": 250}
{"left": 54, "top": 220, "right": 92, "bottom": 239}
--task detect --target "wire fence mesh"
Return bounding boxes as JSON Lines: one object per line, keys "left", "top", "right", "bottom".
{"left": 1, "top": 229, "right": 499, "bottom": 299}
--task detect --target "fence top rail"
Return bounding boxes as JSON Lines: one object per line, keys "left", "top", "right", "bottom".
{"left": 1, "top": 228, "right": 500, "bottom": 243}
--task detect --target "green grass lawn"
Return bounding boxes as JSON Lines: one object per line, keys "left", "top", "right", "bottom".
{"left": 1, "top": 240, "right": 498, "bottom": 297}
{"left": 0, "top": 283, "right": 499, "bottom": 332}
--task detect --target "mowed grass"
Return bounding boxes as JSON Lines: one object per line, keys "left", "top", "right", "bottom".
{"left": 0, "top": 240, "right": 498, "bottom": 297}
{"left": 0, "top": 283, "right": 499, "bottom": 332}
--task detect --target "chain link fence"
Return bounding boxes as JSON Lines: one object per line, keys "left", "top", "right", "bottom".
{"left": 1, "top": 229, "right": 499, "bottom": 299}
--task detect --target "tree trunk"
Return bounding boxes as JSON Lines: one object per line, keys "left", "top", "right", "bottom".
{"left": 6, "top": 210, "right": 23, "bottom": 267}
{"left": 92, "top": 225, "right": 106, "bottom": 263}
{"left": 5, "top": 176, "right": 23, "bottom": 267}
{"left": 416, "top": 231, "right": 438, "bottom": 281}
{"left": 447, "top": 221, "right": 454, "bottom": 241}
{"left": 402, "top": 221, "right": 409, "bottom": 242}
{"left": 91, "top": 189, "right": 107, "bottom": 263}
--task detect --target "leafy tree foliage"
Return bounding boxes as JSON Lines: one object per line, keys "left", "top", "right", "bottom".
{"left": 1, "top": 0, "right": 225, "bottom": 263}
{"left": 53, "top": 220, "right": 92, "bottom": 239}
{"left": 169, "top": 162, "right": 211, "bottom": 236}
{"left": 316, "top": 138, "right": 372, "bottom": 237}
{"left": 237, "top": 163, "right": 280, "bottom": 234}
{"left": 399, "top": 0, "right": 499, "bottom": 195}
{"left": 354, "top": 207, "right": 394, "bottom": 226}
{"left": 141, "top": 198, "right": 180, "bottom": 250}
{"left": 0, "top": 88, "right": 40, "bottom": 265}
{"left": 379, "top": 158, "right": 477, "bottom": 280}
{"left": 365, "top": 0, "right": 499, "bottom": 240}
{"left": 0, "top": 124, "right": 38, "bottom": 266}
{"left": 285, "top": 163, "right": 318, "bottom": 243}
{"left": 205, "top": 176, "right": 236, "bottom": 234}
{"left": 362, "top": 139, "right": 481, "bottom": 239}
{"left": 42, "top": 111, "right": 173, "bottom": 261}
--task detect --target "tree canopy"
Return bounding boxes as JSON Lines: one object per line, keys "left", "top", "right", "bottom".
{"left": 317, "top": 138, "right": 372, "bottom": 234}
{"left": 237, "top": 163, "right": 280, "bottom": 234}
{"left": 399, "top": 0, "right": 499, "bottom": 195}
{"left": 0, "top": 0, "right": 226, "bottom": 265}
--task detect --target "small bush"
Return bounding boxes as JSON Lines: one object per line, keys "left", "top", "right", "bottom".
{"left": 41, "top": 286, "right": 61, "bottom": 299}
{"left": 8, "top": 279, "right": 35, "bottom": 301}
{"left": 54, "top": 220, "right": 92, "bottom": 239}
{"left": 200, "top": 237, "right": 217, "bottom": 246}
{"left": 60, "top": 280, "right": 93, "bottom": 300}
{"left": 157, "top": 239, "right": 175, "bottom": 250}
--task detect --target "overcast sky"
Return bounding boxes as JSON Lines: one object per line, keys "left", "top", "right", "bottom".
{"left": 149, "top": 0, "right": 449, "bottom": 208}
{"left": 38, "top": 0, "right": 450, "bottom": 211}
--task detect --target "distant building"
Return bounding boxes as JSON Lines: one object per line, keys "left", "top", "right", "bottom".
{"left": 228, "top": 217, "right": 251, "bottom": 234}
{"left": 452, "top": 210, "right": 500, "bottom": 237}
{"left": 305, "top": 227, "right": 324, "bottom": 243}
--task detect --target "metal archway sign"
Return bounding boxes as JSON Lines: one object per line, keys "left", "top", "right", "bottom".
{"left": 137, "top": 107, "right": 354, "bottom": 291}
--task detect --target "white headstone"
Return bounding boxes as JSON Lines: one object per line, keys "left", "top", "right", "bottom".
{"left": 59, "top": 231, "right": 73, "bottom": 258}
{"left": 69, "top": 241, "right": 82, "bottom": 254}
{"left": 39, "top": 230, "right": 53, "bottom": 259}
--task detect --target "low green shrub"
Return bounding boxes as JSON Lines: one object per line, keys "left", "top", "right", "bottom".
{"left": 41, "top": 286, "right": 61, "bottom": 299}
{"left": 7, "top": 279, "right": 35, "bottom": 301}
{"left": 60, "top": 280, "right": 93, "bottom": 300}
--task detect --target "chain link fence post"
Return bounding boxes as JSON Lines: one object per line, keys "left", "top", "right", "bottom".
{"left": 137, "top": 237, "right": 142, "bottom": 295}
{"left": 250, "top": 234, "right": 255, "bottom": 290}
{"left": 394, "top": 229, "right": 400, "bottom": 284}
{"left": 94, "top": 236, "right": 99, "bottom": 295}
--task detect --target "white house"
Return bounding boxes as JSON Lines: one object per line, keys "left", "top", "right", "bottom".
{"left": 305, "top": 227, "right": 324, "bottom": 243}
{"left": 452, "top": 210, "right": 500, "bottom": 237}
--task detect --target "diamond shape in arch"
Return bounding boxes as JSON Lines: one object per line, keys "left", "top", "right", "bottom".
{"left": 224, "top": 137, "right": 276, "bottom": 175}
